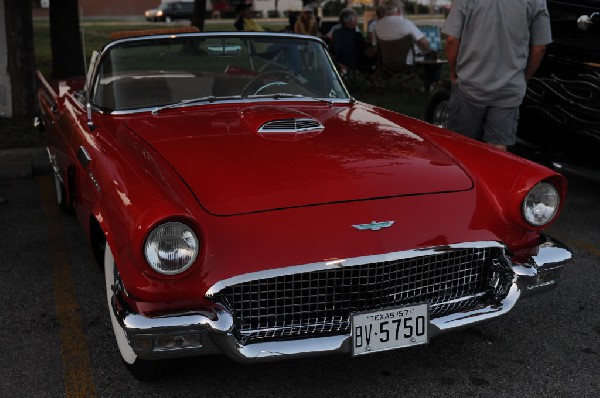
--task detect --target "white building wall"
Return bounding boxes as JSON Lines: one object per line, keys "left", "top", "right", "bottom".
{"left": 252, "top": 0, "right": 304, "bottom": 18}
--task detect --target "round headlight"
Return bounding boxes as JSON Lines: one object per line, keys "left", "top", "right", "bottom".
{"left": 522, "top": 182, "right": 560, "bottom": 227}
{"left": 144, "top": 222, "right": 199, "bottom": 275}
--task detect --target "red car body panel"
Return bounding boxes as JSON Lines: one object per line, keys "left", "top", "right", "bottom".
{"left": 126, "top": 102, "right": 473, "bottom": 215}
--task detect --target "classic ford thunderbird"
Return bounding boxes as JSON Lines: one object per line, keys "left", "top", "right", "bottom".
{"left": 37, "top": 29, "right": 572, "bottom": 380}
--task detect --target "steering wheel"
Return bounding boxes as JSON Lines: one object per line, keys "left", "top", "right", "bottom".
{"left": 241, "top": 70, "right": 300, "bottom": 97}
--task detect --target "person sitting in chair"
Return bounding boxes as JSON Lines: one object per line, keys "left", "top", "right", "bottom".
{"left": 294, "top": 6, "right": 318, "bottom": 36}
{"left": 234, "top": 3, "right": 263, "bottom": 31}
{"left": 367, "top": 5, "right": 387, "bottom": 44}
{"left": 331, "top": 8, "right": 377, "bottom": 72}
{"left": 234, "top": 2, "right": 282, "bottom": 32}
{"left": 374, "top": 0, "right": 440, "bottom": 91}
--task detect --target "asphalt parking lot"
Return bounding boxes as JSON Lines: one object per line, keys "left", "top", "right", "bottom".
{"left": 0, "top": 163, "right": 598, "bottom": 397}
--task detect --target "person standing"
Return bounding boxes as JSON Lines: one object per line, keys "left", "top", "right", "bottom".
{"left": 442, "top": 0, "right": 552, "bottom": 151}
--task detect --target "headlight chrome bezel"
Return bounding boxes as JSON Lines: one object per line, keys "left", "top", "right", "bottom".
{"left": 522, "top": 181, "right": 560, "bottom": 227}
{"left": 144, "top": 221, "right": 200, "bottom": 275}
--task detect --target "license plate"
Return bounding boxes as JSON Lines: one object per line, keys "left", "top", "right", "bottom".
{"left": 352, "top": 303, "right": 429, "bottom": 356}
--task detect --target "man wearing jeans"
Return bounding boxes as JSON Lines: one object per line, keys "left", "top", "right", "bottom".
{"left": 442, "top": 0, "right": 552, "bottom": 150}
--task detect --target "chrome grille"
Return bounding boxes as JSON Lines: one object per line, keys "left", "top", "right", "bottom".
{"left": 215, "top": 247, "right": 505, "bottom": 344}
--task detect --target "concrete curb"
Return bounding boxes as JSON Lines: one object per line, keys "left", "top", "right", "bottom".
{"left": 0, "top": 147, "right": 52, "bottom": 181}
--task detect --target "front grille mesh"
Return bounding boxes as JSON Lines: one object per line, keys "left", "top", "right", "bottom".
{"left": 215, "top": 247, "right": 502, "bottom": 344}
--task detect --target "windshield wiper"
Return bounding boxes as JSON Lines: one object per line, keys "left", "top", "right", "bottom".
{"left": 246, "top": 93, "right": 337, "bottom": 106}
{"left": 151, "top": 95, "right": 241, "bottom": 115}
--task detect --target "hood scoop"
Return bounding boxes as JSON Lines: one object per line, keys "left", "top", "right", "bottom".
{"left": 240, "top": 106, "right": 326, "bottom": 141}
{"left": 258, "top": 118, "right": 324, "bottom": 140}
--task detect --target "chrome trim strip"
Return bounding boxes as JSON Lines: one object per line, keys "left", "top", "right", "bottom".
{"left": 213, "top": 334, "right": 349, "bottom": 362}
{"left": 205, "top": 241, "right": 506, "bottom": 297}
{"left": 107, "top": 98, "right": 351, "bottom": 116}
{"left": 102, "top": 31, "right": 327, "bottom": 53}
{"left": 46, "top": 147, "right": 62, "bottom": 182}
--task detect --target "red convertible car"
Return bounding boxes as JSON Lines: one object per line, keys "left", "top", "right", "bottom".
{"left": 37, "top": 29, "right": 572, "bottom": 380}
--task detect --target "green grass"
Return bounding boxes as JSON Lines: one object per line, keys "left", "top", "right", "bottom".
{"left": 1, "top": 19, "right": 445, "bottom": 149}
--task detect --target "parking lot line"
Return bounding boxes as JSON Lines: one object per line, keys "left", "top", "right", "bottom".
{"left": 38, "top": 175, "right": 98, "bottom": 398}
{"left": 569, "top": 239, "right": 600, "bottom": 257}
{"left": 551, "top": 233, "right": 600, "bottom": 258}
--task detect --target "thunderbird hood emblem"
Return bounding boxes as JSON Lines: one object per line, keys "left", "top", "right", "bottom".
{"left": 352, "top": 221, "right": 395, "bottom": 231}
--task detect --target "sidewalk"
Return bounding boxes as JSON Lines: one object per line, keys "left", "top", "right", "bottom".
{"left": 0, "top": 147, "right": 51, "bottom": 181}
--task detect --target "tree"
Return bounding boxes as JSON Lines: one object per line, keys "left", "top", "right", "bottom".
{"left": 50, "top": 0, "right": 85, "bottom": 79}
{"left": 4, "top": 0, "right": 36, "bottom": 116}
{"left": 191, "top": 0, "right": 207, "bottom": 31}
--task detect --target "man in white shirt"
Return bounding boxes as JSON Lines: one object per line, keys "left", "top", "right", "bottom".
{"left": 367, "top": 5, "right": 387, "bottom": 44}
{"left": 373, "top": 0, "right": 432, "bottom": 65}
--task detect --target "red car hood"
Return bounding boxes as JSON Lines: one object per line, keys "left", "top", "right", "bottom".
{"left": 125, "top": 103, "right": 473, "bottom": 215}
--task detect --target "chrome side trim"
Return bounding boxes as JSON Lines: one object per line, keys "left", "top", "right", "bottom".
{"left": 205, "top": 241, "right": 505, "bottom": 297}
{"left": 46, "top": 147, "right": 61, "bottom": 182}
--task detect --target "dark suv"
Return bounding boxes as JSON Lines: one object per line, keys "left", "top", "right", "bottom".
{"left": 144, "top": 1, "right": 194, "bottom": 22}
{"left": 425, "top": 0, "right": 600, "bottom": 180}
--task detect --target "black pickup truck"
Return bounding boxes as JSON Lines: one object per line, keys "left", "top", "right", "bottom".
{"left": 426, "top": 0, "right": 600, "bottom": 181}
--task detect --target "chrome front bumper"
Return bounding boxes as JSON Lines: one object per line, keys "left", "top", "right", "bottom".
{"left": 111, "top": 234, "right": 572, "bottom": 362}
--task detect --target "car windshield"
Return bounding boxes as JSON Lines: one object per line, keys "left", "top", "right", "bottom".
{"left": 91, "top": 34, "right": 349, "bottom": 112}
